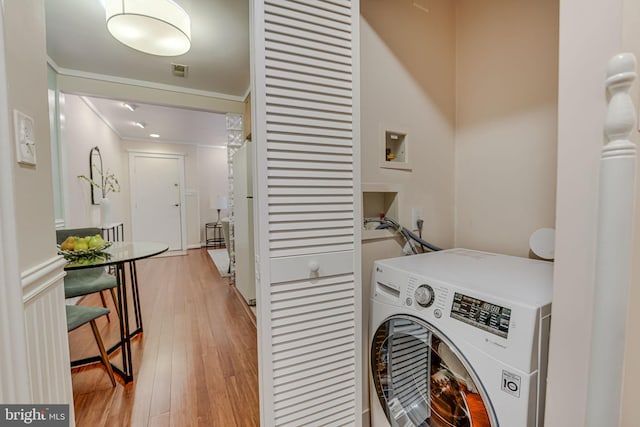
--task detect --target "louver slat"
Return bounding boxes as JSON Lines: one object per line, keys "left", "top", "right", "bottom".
{"left": 258, "top": 0, "right": 359, "bottom": 425}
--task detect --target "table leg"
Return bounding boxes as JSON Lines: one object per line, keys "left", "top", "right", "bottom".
{"left": 129, "top": 261, "right": 143, "bottom": 331}
{"left": 113, "top": 261, "right": 134, "bottom": 383}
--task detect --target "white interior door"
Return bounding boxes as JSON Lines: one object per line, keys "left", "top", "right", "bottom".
{"left": 252, "top": 1, "right": 362, "bottom": 425}
{"left": 130, "top": 153, "right": 185, "bottom": 250}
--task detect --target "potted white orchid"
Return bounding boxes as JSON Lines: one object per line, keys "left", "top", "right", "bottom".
{"left": 78, "top": 146, "right": 120, "bottom": 225}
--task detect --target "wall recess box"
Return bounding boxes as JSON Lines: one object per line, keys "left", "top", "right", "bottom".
{"left": 362, "top": 183, "right": 402, "bottom": 240}
{"left": 380, "top": 126, "right": 411, "bottom": 170}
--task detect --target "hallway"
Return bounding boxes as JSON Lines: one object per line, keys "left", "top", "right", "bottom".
{"left": 67, "top": 249, "right": 259, "bottom": 426}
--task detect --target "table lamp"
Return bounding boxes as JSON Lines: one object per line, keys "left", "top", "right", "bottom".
{"left": 215, "top": 195, "right": 228, "bottom": 224}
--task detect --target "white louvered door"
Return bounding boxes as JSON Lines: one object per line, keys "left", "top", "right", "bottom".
{"left": 251, "top": 0, "right": 361, "bottom": 425}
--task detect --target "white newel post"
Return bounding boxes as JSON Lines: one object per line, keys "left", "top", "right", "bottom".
{"left": 586, "top": 53, "right": 638, "bottom": 427}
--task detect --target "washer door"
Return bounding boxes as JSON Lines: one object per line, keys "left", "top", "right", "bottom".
{"left": 371, "top": 315, "right": 497, "bottom": 427}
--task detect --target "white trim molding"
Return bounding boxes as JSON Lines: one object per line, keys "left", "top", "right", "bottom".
{"left": 48, "top": 57, "right": 245, "bottom": 103}
{"left": 20, "top": 256, "right": 74, "bottom": 423}
{"left": 21, "top": 255, "right": 66, "bottom": 304}
{"left": 586, "top": 53, "right": 638, "bottom": 427}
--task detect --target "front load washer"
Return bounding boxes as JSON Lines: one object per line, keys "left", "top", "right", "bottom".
{"left": 369, "top": 248, "right": 552, "bottom": 427}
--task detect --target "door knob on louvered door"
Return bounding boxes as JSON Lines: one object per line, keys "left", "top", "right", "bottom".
{"left": 174, "top": 204, "right": 180, "bottom": 207}
{"left": 308, "top": 261, "right": 320, "bottom": 274}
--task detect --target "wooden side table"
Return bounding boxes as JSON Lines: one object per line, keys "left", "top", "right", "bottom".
{"left": 205, "top": 222, "right": 225, "bottom": 248}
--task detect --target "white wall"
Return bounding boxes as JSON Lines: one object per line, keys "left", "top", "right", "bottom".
{"left": 119, "top": 140, "right": 228, "bottom": 248}
{"left": 59, "top": 94, "right": 125, "bottom": 230}
{"left": 197, "top": 146, "right": 229, "bottom": 244}
{"left": 58, "top": 95, "right": 229, "bottom": 247}
{"left": 455, "top": 0, "right": 559, "bottom": 257}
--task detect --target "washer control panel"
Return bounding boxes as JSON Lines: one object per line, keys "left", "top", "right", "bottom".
{"left": 406, "top": 274, "right": 450, "bottom": 318}
{"left": 414, "top": 284, "right": 435, "bottom": 308}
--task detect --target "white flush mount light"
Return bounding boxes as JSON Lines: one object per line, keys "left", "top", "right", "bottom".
{"left": 149, "top": 133, "right": 160, "bottom": 138}
{"left": 133, "top": 122, "right": 146, "bottom": 129}
{"left": 122, "top": 102, "right": 137, "bottom": 111}
{"left": 105, "top": 0, "right": 191, "bottom": 56}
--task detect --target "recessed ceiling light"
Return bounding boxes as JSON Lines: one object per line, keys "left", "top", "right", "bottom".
{"left": 123, "top": 103, "right": 137, "bottom": 111}
{"left": 133, "top": 122, "right": 146, "bottom": 129}
{"left": 149, "top": 133, "right": 160, "bottom": 138}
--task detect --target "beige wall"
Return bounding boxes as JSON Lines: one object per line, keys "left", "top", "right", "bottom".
{"left": 361, "top": 0, "right": 559, "bottom": 422}
{"left": 360, "top": 0, "right": 457, "bottom": 418}
{"left": 454, "top": 0, "right": 559, "bottom": 257}
{"left": 360, "top": 0, "right": 457, "bottom": 254}
{"left": 4, "top": 0, "right": 57, "bottom": 270}
{"left": 60, "top": 94, "right": 126, "bottom": 230}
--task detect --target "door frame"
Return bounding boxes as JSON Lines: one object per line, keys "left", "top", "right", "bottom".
{"left": 128, "top": 151, "right": 187, "bottom": 252}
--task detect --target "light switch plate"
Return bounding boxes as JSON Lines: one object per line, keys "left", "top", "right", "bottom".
{"left": 14, "top": 110, "right": 36, "bottom": 166}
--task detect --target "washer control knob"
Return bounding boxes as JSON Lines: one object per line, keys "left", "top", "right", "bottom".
{"left": 414, "top": 284, "right": 435, "bottom": 308}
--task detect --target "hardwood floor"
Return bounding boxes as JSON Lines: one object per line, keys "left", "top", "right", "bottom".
{"left": 67, "top": 249, "right": 259, "bottom": 427}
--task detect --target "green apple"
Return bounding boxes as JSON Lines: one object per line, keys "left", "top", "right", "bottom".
{"left": 89, "top": 235, "right": 105, "bottom": 249}
{"left": 74, "top": 239, "right": 89, "bottom": 251}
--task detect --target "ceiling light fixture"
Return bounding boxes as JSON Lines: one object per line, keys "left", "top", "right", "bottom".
{"left": 133, "top": 122, "right": 146, "bottom": 129}
{"left": 149, "top": 133, "right": 160, "bottom": 138}
{"left": 123, "top": 103, "right": 137, "bottom": 111}
{"left": 105, "top": 0, "right": 192, "bottom": 57}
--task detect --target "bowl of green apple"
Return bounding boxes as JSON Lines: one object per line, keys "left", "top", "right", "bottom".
{"left": 57, "top": 234, "right": 112, "bottom": 264}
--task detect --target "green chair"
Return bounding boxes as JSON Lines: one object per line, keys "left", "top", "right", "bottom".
{"left": 56, "top": 228, "right": 119, "bottom": 319}
{"left": 66, "top": 304, "right": 116, "bottom": 386}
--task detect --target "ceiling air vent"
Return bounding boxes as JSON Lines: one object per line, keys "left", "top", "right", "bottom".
{"left": 171, "top": 63, "right": 189, "bottom": 78}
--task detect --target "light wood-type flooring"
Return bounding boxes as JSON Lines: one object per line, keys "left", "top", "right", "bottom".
{"left": 67, "top": 248, "right": 259, "bottom": 427}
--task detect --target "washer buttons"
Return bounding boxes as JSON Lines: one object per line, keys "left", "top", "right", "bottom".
{"left": 434, "top": 309, "right": 442, "bottom": 319}
{"left": 406, "top": 297, "right": 413, "bottom": 306}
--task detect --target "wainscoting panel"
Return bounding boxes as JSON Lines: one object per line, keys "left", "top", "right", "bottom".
{"left": 22, "top": 256, "right": 75, "bottom": 426}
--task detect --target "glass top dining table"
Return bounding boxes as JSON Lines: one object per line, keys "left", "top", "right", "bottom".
{"left": 64, "top": 241, "right": 169, "bottom": 270}
{"left": 64, "top": 241, "right": 168, "bottom": 383}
